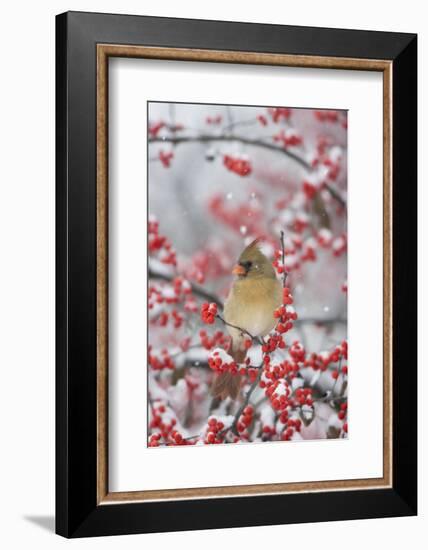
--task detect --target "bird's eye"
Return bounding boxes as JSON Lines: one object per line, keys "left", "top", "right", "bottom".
{"left": 240, "top": 261, "right": 252, "bottom": 271}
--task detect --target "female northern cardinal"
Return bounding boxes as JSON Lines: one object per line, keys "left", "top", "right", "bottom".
{"left": 212, "top": 239, "right": 282, "bottom": 399}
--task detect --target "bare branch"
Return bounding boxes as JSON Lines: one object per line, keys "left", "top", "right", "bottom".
{"left": 324, "top": 182, "right": 346, "bottom": 208}
{"left": 148, "top": 268, "right": 222, "bottom": 308}
{"left": 232, "top": 368, "right": 263, "bottom": 436}
{"left": 215, "top": 313, "right": 262, "bottom": 343}
{"left": 279, "top": 230, "right": 289, "bottom": 287}
{"left": 149, "top": 133, "right": 310, "bottom": 170}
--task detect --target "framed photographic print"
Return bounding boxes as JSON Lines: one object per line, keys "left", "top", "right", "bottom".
{"left": 56, "top": 11, "right": 417, "bottom": 538}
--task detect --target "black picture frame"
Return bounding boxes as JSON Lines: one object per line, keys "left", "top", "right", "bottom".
{"left": 56, "top": 11, "right": 417, "bottom": 538}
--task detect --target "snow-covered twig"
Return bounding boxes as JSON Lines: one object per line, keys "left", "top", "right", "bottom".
{"left": 148, "top": 268, "right": 222, "bottom": 307}
{"left": 149, "top": 133, "right": 310, "bottom": 170}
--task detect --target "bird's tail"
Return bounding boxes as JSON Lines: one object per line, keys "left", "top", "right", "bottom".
{"left": 211, "top": 347, "right": 246, "bottom": 400}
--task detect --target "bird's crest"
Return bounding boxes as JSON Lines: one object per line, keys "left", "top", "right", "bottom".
{"left": 238, "top": 237, "right": 269, "bottom": 266}
{"left": 242, "top": 237, "right": 263, "bottom": 255}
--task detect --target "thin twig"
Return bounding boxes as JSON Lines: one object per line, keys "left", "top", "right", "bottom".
{"left": 222, "top": 118, "right": 259, "bottom": 132}
{"left": 279, "top": 230, "right": 289, "bottom": 287}
{"left": 231, "top": 368, "right": 264, "bottom": 436}
{"left": 324, "top": 182, "right": 346, "bottom": 208}
{"left": 149, "top": 133, "right": 310, "bottom": 170}
{"left": 215, "top": 313, "right": 262, "bottom": 344}
{"left": 217, "top": 365, "right": 264, "bottom": 439}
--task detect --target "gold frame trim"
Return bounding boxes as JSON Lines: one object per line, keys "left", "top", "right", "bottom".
{"left": 96, "top": 44, "right": 393, "bottom": 505}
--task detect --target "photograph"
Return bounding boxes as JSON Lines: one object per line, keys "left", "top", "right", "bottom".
{"left": 147, "top": 101, "right": 348, "bottom": 447}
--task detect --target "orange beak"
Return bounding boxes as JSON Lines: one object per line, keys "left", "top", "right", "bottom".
{"left": 232, "top": 264, "right": 247, "bottom": 276}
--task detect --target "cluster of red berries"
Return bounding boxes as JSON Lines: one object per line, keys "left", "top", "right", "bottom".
{"left": 257, "top": 114, "right": 268, "bottom": 126}
{"left": 172, "top": 276, "right": 192, "bottom": 297}
{"left": 282, "top": 287, "right": 293, "bottom": 305}
{"left": 148, "top": 120, "right": 165, "bottom": 137}
{"left": 148, "top": 347, "right": 175, "bottom": 371}
{"left": 149, "top": 403, "right": 176, "bottom": 438}
{"left": 307, "top": 155, "right": 343, "bottom": 207}
{"left": 331, "top": 363, "right": 348, "bottom": 380}
{"left": 262, "top": 425, "right": 276, "bottom": 437}
{"left": 149, "top": 403, "right": 198, "bottom": 447}
{"left": 201, "top": 302, "right": 218, "bottom": 324}
{"left": 317, "top": 228, "right": 333, "bottom": 248}
{"left": 273, "top": 129, "right": 303, "bottom": 148}
{"left": 158, "top": 149, "right": 174, "bottom": 167}
{"left": 148, "top": 285, "right": 164, "bottom": 310}
{"left": 317, "top": 232, "right": 347, "bottom": 259}
{"left": 177, "top": 337, "right": 191, "bottom": 352}
{"left": 148, "top": 277, "right": 191, "bottom": 308}
{"left": 208, "top": 347, "right": 258, "bottom": 379}
{"left": 223, "top": 155, "right": 252, "bottom": 177}
{"left": 268, "top": 107, "right": 292, "bottom": 123}
{"left": 331, "top": 340, "right": 348, "bottom": 362}
{"left": 314, "top": 110, "right": 347, "bottom": 128}
{"left": 265, "top": 379, "right": 292, "bottom": 411}
{"left": 271, "top": 288, "right": 297, "bottom": 334}
{"left": 148, "top": 277, "right": 198, "bottom": 319}
{"left": 169, "top": 430, "right": 189, "bottom": 445}
{"left": 338, "top": 401, "right": 348, "bottom": 421}
{"left": 262, "top": 333, "right": 286, "bottom": 354}
{"left": 304, "top": 353, "right": 330, "bottom": 372}
{"left": 207, "top": 349, "right": 238, "bottom": 374}
{"left": 246, "top": 367, "right": 260, "bottom": 383}
{"left": 148, "top": 217, "right": 177, "bottom": 266}
{"left": 281, "top": 417, "right": 302, "bottom": 441}
{"left": 304, "top": 341, "right": 347, "bottom": 373}
{"left": 292, "top": 213, "right": 309, "bottom": 234}
{"left": 272, "top": 239, "right": 313, "bottom": 273}
{"left": 148, "top": 430, "right": 192, "bottom": 447}
{"left": 322, "top": 156, "right": 340, "bottom": 181}
{"left": 275, "top": 231, "right": 346, "bottom": 272}
{"left": 303, "top": 165, "right": 341, "bottom": 201}
{"left": 315, "top": 136, "right": 334, "bottom": 157}
{"left": 204, "top": 417, "right": 226, "bottom": 444}
{"left": 199, "top": 329, "right": 230, "bottom": 351}
{"left": 184, "top": 243, "right": 232, "bottom": 284}
{"left": 336, "top": 402, "right": 348, "bottom": 436}
{"left": 236, "top": 406, "right": 254, "bottom": 434}
{"left": 300, "top": 238, "right": 317, "bottom": 262}
{"left": 148, "top": 279, "right": 197, "bottom": 329}
{"left": 260, "top": 359, "right": 299, "bottom": 388}
{"left": 272, "top": 254, "right": 287, "bottom": 275}
{"left": 314, "top": 110, "right": 340, "bottom": 123}
{"left": 331, "top": 235, "right": 347, "bottom": 257}
{"left": 302, "top": 179, "right": 320, "bottom": 199}
{"left": 205, "top": 115, "right": 222, "bottom": 125}
{"left": 208, "top": 193, "right": 263, "bottom": 236}
{"left": 289, "top": 341, "right": 306, "bottom": 363}
{"left": 156, "top": 309, "right": 184, "bottom": 329}
{"left": 291, "top": 387, "right": 314, "bottom": 407}
{"left": 274, "top": 235, "right": 303, "bottom": 258}
{"left": 148, "top": 433, "right": 162, "bottom": 447}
